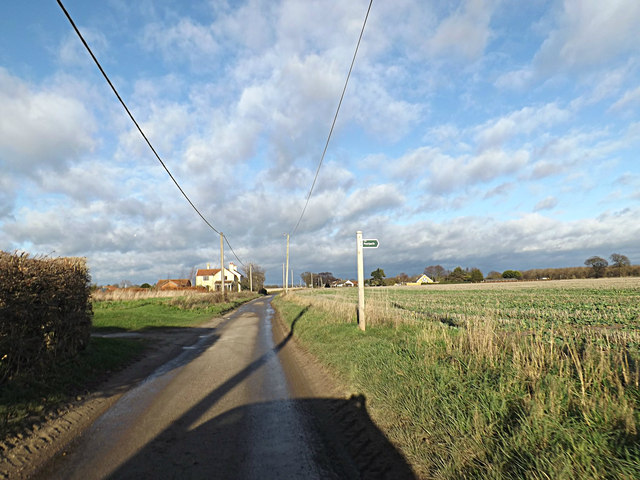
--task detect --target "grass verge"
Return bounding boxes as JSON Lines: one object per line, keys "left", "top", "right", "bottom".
{"left": 92, "top": 292, "right": 258, "bottom": 331}
{"left": 273, "top": 293, "right": 640, "bottom": 479}
{"left": 1, "top": 337, "right": 145, "bottom": 440}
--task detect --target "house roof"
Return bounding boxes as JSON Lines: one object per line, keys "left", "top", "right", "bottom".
{"left": 196, "top": 268, "right": 221, "bottom": 277}
{"left": 157, "top": 279, "right": 192, "bottom": 289}
{"left": 196, "top": 268, "right": 242, "bottom": 279}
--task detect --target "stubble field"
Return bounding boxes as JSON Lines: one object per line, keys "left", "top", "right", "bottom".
{"left": 274, "top": 277, "right": 640, "bottom": 478}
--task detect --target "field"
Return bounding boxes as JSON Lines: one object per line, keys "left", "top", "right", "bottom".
{"left": 92, "top": 290, "right": 259, "bottom": 331}
{"left": 274, "top": 278, "right": 640, "bottom": 479}
{"left": 293, "top": 277, "right": 640, "bottom": 330}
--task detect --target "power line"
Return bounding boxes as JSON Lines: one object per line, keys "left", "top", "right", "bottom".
{"left": 290, "top": 0, "right": 373, "bottom": 236}
{"left": 56, "top": 0, "right": 245, "bottom": 267}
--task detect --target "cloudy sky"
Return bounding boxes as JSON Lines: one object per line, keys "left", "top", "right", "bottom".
{"left": 2, "top": 0, "right": 639, "bottom": 286}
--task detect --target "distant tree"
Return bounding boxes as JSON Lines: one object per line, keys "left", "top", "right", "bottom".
{"left": 469, "top": 268, "right": 484, "bottom": 283}
{"left": 424, "top": 265, "right": 447, "bottom": 281}
{"left": 140, "top": 283, "right": 152, "bottom": 289}
{"left": 241, "top": 263, "right": 265, "bottom": 291}
{"left": 585, "top": 256, "right": 608, "bottom": 278}
{"left": 396, "top": 272, "right": 410, "bottom": 284}
{"left": 446, "top": 267, "right": 469, "bottom": 283}
{"left": 610, "top": 253, "right": 630, "bottom": 276}
{"left": 370, "top": 268, "right": 386, "bottom": 286}
{"left": 502, "top": 270, "right": 522, "bottom": 279}
{"left": 300, "top": 272, "right": 313, "bottom": 287}
{"left": 317, "top": 272, "right": 338, "bottom": 285}
{"left": 119, "top": 279, "right": 132, "bottom": 288}
{"left": 486, "top": 271, "right": 502, "bottom": 280}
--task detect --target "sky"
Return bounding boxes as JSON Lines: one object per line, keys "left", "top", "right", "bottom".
{"left": 1, "top": 0, "right": 639, "bottom": 286}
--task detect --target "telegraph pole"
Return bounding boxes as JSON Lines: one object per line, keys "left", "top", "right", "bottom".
{"left": 220, "top": 232, "right": 225, "bottom": 297}
{"left": 285, "top": 233, "right": 290, "bottom": 294}
{"left": 310, "top": 272, "right": 313, "bottom": 289}
{"left": 249, "top": 264, "right": 253, "bottom": 292}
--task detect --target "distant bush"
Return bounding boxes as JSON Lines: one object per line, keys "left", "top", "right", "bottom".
{"left": 502, "top": 270, "right": 522, "bottom": 279}
{"left": 0, "top": 251, "right": 92, "bottom": 384}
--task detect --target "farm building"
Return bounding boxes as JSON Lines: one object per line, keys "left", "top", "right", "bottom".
{"left": 196, "top": 262, "right": 242, "bottom": 292}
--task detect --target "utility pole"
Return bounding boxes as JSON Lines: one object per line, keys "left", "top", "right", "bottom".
{"left": 249, "top": 264, "right": 253, "bottom": 292}
{"left": 285, "top": 233, "right": 290, "bottom": 294}
{"left": 220, "top": 232, "right": 225, "bottom": 298}
{"left": 310, "top": 272, "right": 313, "bottom": 289}
{"left": 282, "top": 263, "right": 285, "bottom": 289}
{"left": 356, "top": 230, "right": 365, "bottom": 331}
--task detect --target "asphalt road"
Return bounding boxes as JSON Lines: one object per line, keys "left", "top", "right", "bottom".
{"left": 35, "top": 296, "right": 415, "bottom": 479}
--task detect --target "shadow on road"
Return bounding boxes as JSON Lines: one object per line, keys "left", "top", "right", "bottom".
{"left": 107, "top": 395, "right": 415, "bottom": 479}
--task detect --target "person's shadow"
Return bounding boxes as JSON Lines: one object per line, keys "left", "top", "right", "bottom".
{"left": 107, "top": 394, "right": 415, "bottom": 479}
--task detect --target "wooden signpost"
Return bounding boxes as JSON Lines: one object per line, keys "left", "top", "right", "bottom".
{"left": 356, "top": 231, "right": 379, "bottom": 331}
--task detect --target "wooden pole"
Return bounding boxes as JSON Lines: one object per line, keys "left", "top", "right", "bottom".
{"left": 285, "top": 234, "right": 290, "bottom": 294}
{"left": 356, "top": 230, "right": 365, "bottom": 331}
{"left": 249, "top": 264, "right": 253, "bottom": 292}
{"left": 220, "top": 232, "right": 225, "bottom": 297}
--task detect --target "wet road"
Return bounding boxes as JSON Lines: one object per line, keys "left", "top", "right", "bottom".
{"left": 36, "top": 296, "right": 415, "bottom": 479}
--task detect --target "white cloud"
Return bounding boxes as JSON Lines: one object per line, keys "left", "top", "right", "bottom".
{"left": 427, "top": 0, "right": 495, "bottom": 60}
{"left": 534, "top": 196, "right": 558, "bottom": 211}
{"left": 535, "top": 0, "right": 640, "bottom": 72}
{"left": 609, "top": 85, "right": 640, "bottom": 112}
{"left": 475, "top": 103, "right": 570, "bottom": 150}
{"left": 143, "top": 18, "right": 220, "bottom": 65}
{"left": 340, "top": 184, "right": 405, "bottom": 221}
{"left": 0, "top": 69, "right": 96, "bottom": 174}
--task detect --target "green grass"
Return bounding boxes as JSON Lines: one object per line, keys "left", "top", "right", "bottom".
{"left": 274, "top": 281, "right": 640, "bottom": 479}
{"left": 92, "top": 293, "right": 257, "bottom": 331}
{"left": 1, "top": 337, "right": 145, "bottom": 439}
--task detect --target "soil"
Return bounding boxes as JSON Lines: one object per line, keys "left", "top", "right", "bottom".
{"left": 1, "top": 298, "right": 415, "bottom": 479}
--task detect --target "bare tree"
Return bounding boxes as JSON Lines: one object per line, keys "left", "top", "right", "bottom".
{"left": 585, "top": 256, "right": 608, "bottom": 278}
{"left": 241, "top": 263, "right": 265, "bottom": 291}
{"left": 424, "top": 265, "right": 447, "bottom": 280}
{"left": 610, "top": 253, "right": 630, "bottom": 276}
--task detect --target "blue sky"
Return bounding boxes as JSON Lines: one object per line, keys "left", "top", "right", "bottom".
{"left": 1, "top": 0, "right": 639, "bottom": 286}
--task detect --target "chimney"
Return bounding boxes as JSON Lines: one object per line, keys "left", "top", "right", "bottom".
{"left": 229, "top": 262, "right": 237, "bottom": 272}
{"left": 207, "top": 263, "right": 210, "bottom": 269}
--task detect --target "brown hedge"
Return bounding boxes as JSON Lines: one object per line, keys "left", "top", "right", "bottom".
{"left": 0, "top": 251, "right": 92, "bottom": 384}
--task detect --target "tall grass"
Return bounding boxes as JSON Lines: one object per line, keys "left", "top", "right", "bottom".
{"left": 276, "top": 279, "right": 640, "bottom": 478}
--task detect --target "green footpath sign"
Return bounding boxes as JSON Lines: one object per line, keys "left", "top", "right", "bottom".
{"left": 362, "top": 239, "right": 379, "bottom": 248}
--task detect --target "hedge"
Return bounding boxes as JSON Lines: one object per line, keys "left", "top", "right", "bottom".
{"left": 0, "top": 251, "right": 92, "bottom": 384}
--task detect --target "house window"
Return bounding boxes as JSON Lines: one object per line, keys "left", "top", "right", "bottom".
{"left": 203, "top": 276, "right": 209, "bottom": 281}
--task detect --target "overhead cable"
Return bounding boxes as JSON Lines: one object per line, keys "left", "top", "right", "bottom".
{"left": 290, "top": 0, "right": 373, "bottom": 236}
{"left": 56, "top": 0, "right": 245, "bottom": 267}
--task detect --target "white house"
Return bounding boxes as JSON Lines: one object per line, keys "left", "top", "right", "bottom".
{"left": 196, "top": 262, "right": 242, "bottom": 292}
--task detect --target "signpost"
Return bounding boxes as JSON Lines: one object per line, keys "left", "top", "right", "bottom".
{"left": 356, "top": 232, "right": 379, "bottom": 332}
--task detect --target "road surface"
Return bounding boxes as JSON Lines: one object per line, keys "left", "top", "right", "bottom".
{"left": 35, "top": 296, "right": 414, "bottom": 479}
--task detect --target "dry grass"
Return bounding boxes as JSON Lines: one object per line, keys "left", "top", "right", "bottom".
{"left": 93, "top": 288, "right": 223, "bottom": 302}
